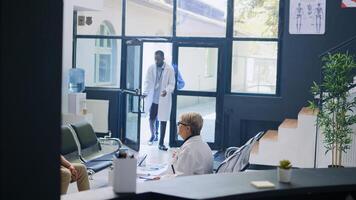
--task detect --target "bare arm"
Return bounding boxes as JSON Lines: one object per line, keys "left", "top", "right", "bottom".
{"left": 60, "top": 155, "right": 72, "bottom": 168}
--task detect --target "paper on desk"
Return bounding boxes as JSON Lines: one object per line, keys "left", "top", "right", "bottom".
{"left": 250, "top": 181, "right": 275, "bottom": 189}
{"left": 160, "top": 171, "right": 184, "bottom": 180}
{"left": 137, "top": 164, "right": 169, "bottom": 176}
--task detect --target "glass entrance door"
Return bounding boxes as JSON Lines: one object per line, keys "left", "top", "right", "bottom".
{"left": 170, "top": 43, "right": 223, "bottom": 149}
{"left": 122, "top": 39, "right": 143, "bottom": 151}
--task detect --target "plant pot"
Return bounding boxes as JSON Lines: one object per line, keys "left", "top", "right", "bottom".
{"left": 278, "top": 168, "right": 292, "bottom": 183}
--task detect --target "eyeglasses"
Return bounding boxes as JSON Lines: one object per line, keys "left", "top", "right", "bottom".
{"left": 177, "top": 121, "right": 189, "bottom": 127}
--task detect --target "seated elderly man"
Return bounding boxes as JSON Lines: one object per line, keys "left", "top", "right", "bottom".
{"left": 60, "top": 155, "right": 90, "bottom": 194}
{"left": 171, "top": 112, "right": 213, "bottom": 176}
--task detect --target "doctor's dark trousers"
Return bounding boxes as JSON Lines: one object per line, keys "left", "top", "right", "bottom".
{"left": 149, "top": 103, "right": 167, "bottom": 145}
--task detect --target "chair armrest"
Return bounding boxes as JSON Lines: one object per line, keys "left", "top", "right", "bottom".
{"left": 80, "top": 138, "right": 123, "bottom": 164}
{"left": 98, "top": 137, "right": 122, "bottom": 152}
{"left": 225, "top": 146, "right": 240, "bottom": 158}
{"left": 100, "top": 137, "right": 123, "bottom": 147}
{"left": 79, "top": 155, "right": 88, "bottom": 163}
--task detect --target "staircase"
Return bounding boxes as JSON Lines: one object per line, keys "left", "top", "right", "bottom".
{"left": 250, "top": 105, "right": 356, "bottom": 168}
{"left": 250, "top": 107, "right": 318, "bottom": 168}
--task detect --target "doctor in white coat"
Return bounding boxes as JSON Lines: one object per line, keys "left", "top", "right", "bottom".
{"left": 171, "top": 112, "right": 213, "bottom": 176}
{"left": 142, "top": 50, "right": 175, "bottom": 151}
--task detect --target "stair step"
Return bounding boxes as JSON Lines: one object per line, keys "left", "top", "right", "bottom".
{"left": 251, "top": 142, "right": 259, "bottom": 154}
{"left": 261, "top": 130, "right": 278, "bottom": 141}
{"left": 299, "top": 107, "right": 318, "bottom": 116}
{"left": 279, "top": 119, "right": 298, "bottom": 129}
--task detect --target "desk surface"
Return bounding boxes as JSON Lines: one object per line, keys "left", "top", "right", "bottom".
{"left": 62, "top": 168, "right": 356, "bottom": 200}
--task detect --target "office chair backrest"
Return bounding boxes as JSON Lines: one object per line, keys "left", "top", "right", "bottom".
{"left": 216, "top": 147, "right": 243, "bottom": 173}
{"left": 61, "top": 125, "right": 80, "bottom": 161}
{"left": 216, "top": 131, "right": 266, "bottom": 174}
{"left": 71, "top": 122, "right": 98, "bottom": 148}
{"left": 216, "top": 136, "right": 255, "bottom": 173}
{"left": 232, "top": 137, "right": 256, "bottom": 172}
{"left": 70, "top": 122, "right": 101, "bottom": 156}
{"left": 253, "top": 131, "right": 265, "bottom": 142}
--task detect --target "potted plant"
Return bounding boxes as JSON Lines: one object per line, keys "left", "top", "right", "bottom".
{"left": 278, "top": 160, "right": 292, "bottom": 183}
{"left": 309, "top": 52, "right": 356, "bottom": 167}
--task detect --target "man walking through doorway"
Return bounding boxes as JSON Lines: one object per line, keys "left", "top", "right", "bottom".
{"left": 143, "top": 50, "right": 175, "bottom": 151}
{"left": 152, "top": 63, "right": 185, "bottom": 142}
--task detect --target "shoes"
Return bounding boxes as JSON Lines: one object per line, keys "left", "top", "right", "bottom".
{"left": 148, "top": 135, "right": 154, "bottom": 145}
{"left": 154, "top": 132, "right": 159, "bottom": 141}
{"left": 159, "top": 145, "right": 168, "bottom": 151}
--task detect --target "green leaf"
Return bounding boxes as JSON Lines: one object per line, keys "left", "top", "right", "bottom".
{"left": 311, "top": 52, "right": 356, "bottom": 158}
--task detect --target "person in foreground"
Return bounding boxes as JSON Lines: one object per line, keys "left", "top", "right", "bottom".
{"left": 60, "top": 155, "right": 90, "bottom": 194}
{"left": 171, "top": 112, "right": 213, "bottom": 176}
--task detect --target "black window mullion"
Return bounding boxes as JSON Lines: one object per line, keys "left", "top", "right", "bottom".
{"left": 226, "top": 0, "right": 234, "bottom": 39}
{"left": 176, "top": 91, "right": 217, "bottom": 97}
{"left": 72, "top": 10, "right": 78, "bottom": 68}
{"left": 122, "top": 0, "right": 126, "bottom": 37}
{"left": 275, "top": 0, "right": 285, "bottom": 96}
{"left": 173, "top": 0, "right": 177, "bottom": 37}
{"left": 233, "top": 37, "right": 279, "bottom": 42}
{"left": 76, "top": 35, "right": 123, "bottom": 39}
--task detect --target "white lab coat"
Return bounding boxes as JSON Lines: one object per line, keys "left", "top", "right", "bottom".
{"left": 143, "top": 63, "right": 175, "bottom": 121}
{"left": 171, "top": 135, "right": 213, "bottom": 176}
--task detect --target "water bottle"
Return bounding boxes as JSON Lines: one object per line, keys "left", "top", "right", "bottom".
{"left": 68, "top": 68, "right": 85, "bottom": 93}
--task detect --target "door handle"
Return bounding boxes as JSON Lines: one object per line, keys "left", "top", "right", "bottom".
{"left": 122, "top": 89, "right": 142, "bottom": 97}
{"left": 140, "top": 96, "right": 145, "bottom": 114}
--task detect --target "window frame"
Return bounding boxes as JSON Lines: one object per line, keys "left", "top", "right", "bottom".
{"left": 71, "top": 0, "right": 284, "bottom": 150}
{"left": 94, "top": 52, "right": 112, "bottom": 85}
{"left": 93, "top": 22, "right": 116, "bottom": 86}
{"left": 228, "top": 0, "right": 283, "bottom": 97}
{"left": 73, "top": 1, "right": 283, "bottom": 94}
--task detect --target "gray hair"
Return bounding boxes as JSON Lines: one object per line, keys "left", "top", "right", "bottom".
{"left": 180, "top": 112, "right": 204, "bottom": 135}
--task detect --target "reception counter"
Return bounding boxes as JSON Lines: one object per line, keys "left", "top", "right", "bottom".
{"left": 62, "top": 168, "right": 356, "bottom": 200}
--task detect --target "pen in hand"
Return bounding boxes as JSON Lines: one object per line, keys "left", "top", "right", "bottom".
{"left": 138, "top": 154, "right": 147, "bottom": 167}
{"left": 171, "top": 164, "right": 175, "bottom": 174}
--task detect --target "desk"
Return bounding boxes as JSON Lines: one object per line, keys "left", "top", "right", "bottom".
{"left": 62, "top": 168, "right": 356, "bottom": 200}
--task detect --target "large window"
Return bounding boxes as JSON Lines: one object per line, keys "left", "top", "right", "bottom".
{"left": 231, "top": 0, "right": 280, "bottom": 94}
{"left": 233, "top": 0, "right": 279, "bottom": 38}
{"left": 76, "top": 21, "right": 121, "bottom": 87}
{"left": 178, "top": 47, "right": 218, "bottom": 92}
{"left": 72, "top": 0, "right": 282, "bottom": 150}
{"left": 125, "top": 0, "right": 173, "bottom": 36}
{"left": 76, "top": 38, "right": 121, "bottom": 87}
{"left": 74, "top": 0, "right": 281, "bottom": 93}
{"left": 231, "top": 41, "right": 277, "bottom": 94}
{"left": 76, "top": 0, "right": 122, "bottom": 36}
{"left": 176, "top": 0, "right": 227, "bottom": 37}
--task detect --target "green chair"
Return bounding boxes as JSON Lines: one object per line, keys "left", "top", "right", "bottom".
{"left": 61, "top": 125, "right": 81, "bottom": 163}
{"left": 70, "top": 122, "right": 122, "bottom": 174}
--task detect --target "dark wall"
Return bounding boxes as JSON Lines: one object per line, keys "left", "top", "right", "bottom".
{"left": 224, "top": 1, "right": 356, "bottom": 147}
{"left": 1, "top": 0, "right": 63, "bottom": 199}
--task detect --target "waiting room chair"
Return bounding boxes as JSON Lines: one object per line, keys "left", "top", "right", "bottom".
{"left": 70, "top": 122, "right": 122, "bottom": 175}
{"left": 216, "top": 131, "right": 265, "bottom": 173}
{"left": 61, "top": 125, "right": 81, "bottom": 163}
